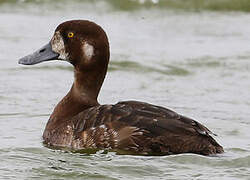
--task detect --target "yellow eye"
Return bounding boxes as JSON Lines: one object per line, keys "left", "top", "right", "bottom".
{"left": 68, "top": 32, "right": 74, "bottom": 38}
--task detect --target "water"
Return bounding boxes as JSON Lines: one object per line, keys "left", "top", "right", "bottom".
{"left": 1, "top": 0, "right": 250, "bottom": 179}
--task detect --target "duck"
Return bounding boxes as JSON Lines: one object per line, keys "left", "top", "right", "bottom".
{"left": 19, "top": 20, "right": 224, "bottom": 155}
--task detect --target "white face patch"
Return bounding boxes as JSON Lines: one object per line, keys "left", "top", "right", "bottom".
{"left": 51, "top": 31, "right": 68, "bottom": 60}
{"left": 82, "top": 42, "right": 94, "bottom": 61}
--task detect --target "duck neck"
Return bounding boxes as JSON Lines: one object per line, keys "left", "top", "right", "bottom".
{"left": 73, "top": 67, "right": 105, "bottom": 101}
{"left": 49, "top": 65, "right": 107, "bottom": 122}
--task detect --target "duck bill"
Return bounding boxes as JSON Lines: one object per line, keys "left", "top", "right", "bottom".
{"left": 18, "top": 43, "right": 59, "bottom": 65}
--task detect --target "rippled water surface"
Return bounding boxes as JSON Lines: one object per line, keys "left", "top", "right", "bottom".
{"left": 0, "top": 0, "right": 250, "bottom": 179}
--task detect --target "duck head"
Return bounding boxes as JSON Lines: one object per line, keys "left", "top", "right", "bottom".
{"left": 19, "top": 20, "right": 110, "bottom": 71}
{"left": 19, "top": 20, "right": 110, "bottom": 103}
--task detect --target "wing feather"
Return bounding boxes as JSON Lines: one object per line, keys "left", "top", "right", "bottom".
{"left": 71, "top": 100, "right": 222, "bottom": 155}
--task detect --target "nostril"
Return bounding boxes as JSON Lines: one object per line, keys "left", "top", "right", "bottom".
{"left": 39, "top": 48, "right": 46, "bottom": 53}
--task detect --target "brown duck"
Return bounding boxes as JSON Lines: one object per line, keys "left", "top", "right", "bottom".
{"left": 19, "top": 20, "right": 223, "bottom": 155}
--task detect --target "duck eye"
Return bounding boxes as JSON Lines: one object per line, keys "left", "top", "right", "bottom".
{"left": 68, "top": 32, "right": 74, "bottom": 38}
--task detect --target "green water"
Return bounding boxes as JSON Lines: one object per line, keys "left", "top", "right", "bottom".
{"left": 0, "top": 0, "right": 250, "bottom": 179}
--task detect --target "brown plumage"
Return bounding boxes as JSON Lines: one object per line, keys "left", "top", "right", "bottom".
{"left": 19, "top": 20, "right": 224, "bottom": 155}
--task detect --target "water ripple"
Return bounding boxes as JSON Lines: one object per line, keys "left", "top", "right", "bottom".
{"left": 109, "top": 60, "right": 190, "bottom": 76}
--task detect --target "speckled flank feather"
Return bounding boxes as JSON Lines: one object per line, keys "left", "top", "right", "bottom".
{"left": 43, "top": 101, "right": 223, "bottom": 155}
